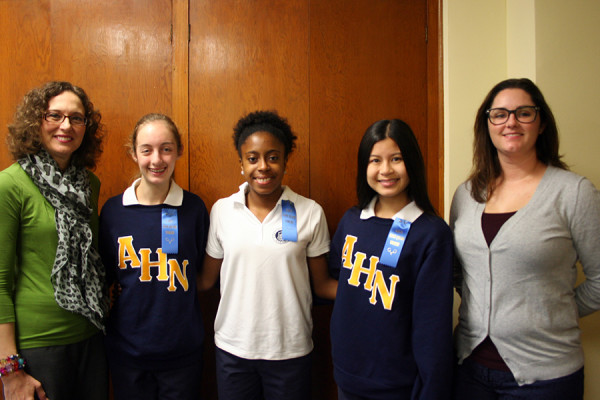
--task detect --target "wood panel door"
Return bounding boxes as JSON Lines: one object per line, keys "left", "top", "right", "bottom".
{"left": 188, "top": 1, "right": 441, "bottom": 399}
{"left": 310, "top": 0, "right": 438, "bottom": 231}
{"left": 0, "top": 0, "right": 176, "bottom": 205}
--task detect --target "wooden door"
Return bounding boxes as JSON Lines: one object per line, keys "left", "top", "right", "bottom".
{"left": 0, "top": 0, "right": 175, "bottom": 204}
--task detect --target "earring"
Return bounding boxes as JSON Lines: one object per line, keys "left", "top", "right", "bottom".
{"left": 241, "top": 170, "right": 244, "bottom": 175}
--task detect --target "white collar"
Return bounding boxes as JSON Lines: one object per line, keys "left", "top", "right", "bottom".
{"left": 232, "top": 182, "right": 294, "bottom": 207}
{"left": 122, "top": 178, "right": 184, "bottom": 206}
{"left": 360, "top": 196, "right": 423, "bottom": 222}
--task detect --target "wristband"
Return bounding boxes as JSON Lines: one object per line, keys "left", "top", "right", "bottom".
{"left": 0, "top": 354, "right": 26, "bottom": 377}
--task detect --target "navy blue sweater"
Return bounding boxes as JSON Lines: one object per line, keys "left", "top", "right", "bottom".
{"left": 99, "top": 191, "right": 209, "bottom": 370}
{"left": 329, "top": 207, "right": 454, "bottom": 399}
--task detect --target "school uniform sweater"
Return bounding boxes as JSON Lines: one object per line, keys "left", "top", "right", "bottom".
{"left": 99, "top": 180, "right": 209, "bottom": 370}
{"left": 329, "top": 201, "right": 454, "bottom": 400}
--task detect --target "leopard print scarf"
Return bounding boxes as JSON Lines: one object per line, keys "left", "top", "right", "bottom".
{"left": 18, "top": 150, "right": 108, "bottom": 331}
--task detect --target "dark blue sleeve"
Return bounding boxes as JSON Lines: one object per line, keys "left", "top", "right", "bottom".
{"left": 411, "top": 220, "right": 454, "bottom": 400}
{"left": 328, "top": 211, "right": 350, "bottom": 281}
{"left": 99, "top": 198, "right": 118, "bottom": 287}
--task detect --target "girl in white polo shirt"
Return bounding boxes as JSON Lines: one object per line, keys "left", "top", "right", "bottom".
{"left": 199, "top": 110, "right": 337, "bottom": 400}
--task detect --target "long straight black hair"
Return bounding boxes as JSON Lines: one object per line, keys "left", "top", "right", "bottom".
{"left": 356, "top": 119, "right": 437, "bottom": 216}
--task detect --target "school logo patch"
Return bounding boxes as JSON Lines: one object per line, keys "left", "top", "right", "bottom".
{"left": 273, "top": 229, "right": 287, "bottom": 244}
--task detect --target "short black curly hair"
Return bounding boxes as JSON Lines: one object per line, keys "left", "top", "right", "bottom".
{"left": 6, "top": 81, "right": 103, "bottom": 169}
{"left": 232, "top": 110, "right": 297, "bottom": 158}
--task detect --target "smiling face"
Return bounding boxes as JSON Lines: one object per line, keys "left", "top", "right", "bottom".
{"left": 40, "top": 91, "right": 86, "bottom": 170}
{"left": 488, "top": 88, "right": 544, "bottom": 160}
{"left": 240, "top": 130, "right": 286, "bottom": 203}
{"left": 366, "top": 137, "right": 410, "bottom": 206}
{"left": 132, "top": 120, "right": 181, "bottom": 190}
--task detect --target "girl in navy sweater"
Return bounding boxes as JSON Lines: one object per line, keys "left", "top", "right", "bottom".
{"left": 100, "top": 114, "right": 209, "bottom": 400}
{"left": 329, "top": 119, "right": 454, "bottom": 400}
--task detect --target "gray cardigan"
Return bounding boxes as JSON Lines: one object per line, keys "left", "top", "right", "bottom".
{"left": 450, "top": 166, "right": 600, "bottom": 385}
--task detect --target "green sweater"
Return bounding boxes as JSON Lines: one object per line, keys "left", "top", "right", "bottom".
{"left": 0, "top": 163, "right": 100, "bottom": 349}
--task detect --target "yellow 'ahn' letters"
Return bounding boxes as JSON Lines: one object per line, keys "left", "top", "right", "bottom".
{"left": 340, "top": 235, "right": 400, "bottom": 310}
{"left": 117, "top": 236, "right": 189, "bottom": 292}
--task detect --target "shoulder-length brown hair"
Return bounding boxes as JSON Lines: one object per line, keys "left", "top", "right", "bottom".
{"left": 468, "top": 78, "right": 567, "bottom": 202}
{"left": 7, "top": 81, "right": 104, "bottom": 169}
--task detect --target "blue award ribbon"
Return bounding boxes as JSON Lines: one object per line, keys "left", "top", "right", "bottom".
{"left": 161, "top": 208, "right": 178, "bottom": 254}
{"left": 281, "top": 200, "right": 298, "bottom": 242}
{"left": 379, "top": 218, "right": 411, "bottom": 268}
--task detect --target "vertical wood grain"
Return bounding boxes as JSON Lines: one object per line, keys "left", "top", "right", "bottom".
{"left": 427, "top": 0, "right": 444, "bottom": 215}
{"left": 188, "top": 0, "right": 310, "bottom": 209}
{"left": 309, "top": 0, "right": 429, "bottom": 232}
{"left": 0, "top": 0, "right": 52, "bottom": 169}
{"left": 172, "top": 0, "right": 190, "bottom": 190}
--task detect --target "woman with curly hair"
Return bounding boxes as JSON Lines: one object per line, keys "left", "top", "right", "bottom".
{"left": 199, "top": 110, "right": 337, "bottom": 400}
{"left": 0, "top": 81, "right": 109, "bottom": 400}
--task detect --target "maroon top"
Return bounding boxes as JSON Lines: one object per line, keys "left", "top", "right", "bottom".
{"left": 468, "top": 211, "right": 516, "bottom": 372}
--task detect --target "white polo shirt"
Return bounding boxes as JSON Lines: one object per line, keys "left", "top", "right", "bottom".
{"left": 206, "top": 183, "right": 330, "bottom": 360}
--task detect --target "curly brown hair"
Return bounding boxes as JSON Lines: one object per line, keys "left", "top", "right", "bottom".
{"left": 7, "top": 81, "right": 104, "bottom": 169}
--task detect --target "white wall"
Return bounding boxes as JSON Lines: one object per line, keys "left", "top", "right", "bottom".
{"left": 444, "top": 0, "right": 506, "bottom": 211}
{"left": 536, "top": 0, "right": 600, "bottom": 187}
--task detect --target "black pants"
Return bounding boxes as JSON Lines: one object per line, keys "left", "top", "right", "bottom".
{"left": 21, "top": 333, "right": 108, "bottom": 400}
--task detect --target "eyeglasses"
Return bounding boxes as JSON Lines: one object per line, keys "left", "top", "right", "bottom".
{"left": 43, "top": 111, "right": 87, "bottom": 126}
{"left": 486, "top": 106, "right": 540, "bottom": 125}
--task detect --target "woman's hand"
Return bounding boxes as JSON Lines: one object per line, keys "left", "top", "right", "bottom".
{"left": 1, "top": 370, "right": 48, "bottom": 400}
{"left": 0, "top": 324, "right": 47, "bottom": 399}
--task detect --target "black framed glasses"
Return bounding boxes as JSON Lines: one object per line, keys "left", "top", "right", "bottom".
{"left": 486, "top": 106, "right": 540, "bottom": 125}
{"left": 43, "top": 111, "right": 87, "bottom": 126}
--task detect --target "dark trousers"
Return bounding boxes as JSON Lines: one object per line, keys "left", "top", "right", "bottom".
{"left": 338, "top": 387, "right": 375, "bottom": 400}
{"left": 108, "top": 357, "right": 202, "bottom": 400}
{"left": 454, "top": 358, "right": 584, "bottom": 400}
{"left": 215, "top": 346, "right": 312, "bottom": 400}
{"left": 20, "top": 333, "right": 108, "bottom": 400}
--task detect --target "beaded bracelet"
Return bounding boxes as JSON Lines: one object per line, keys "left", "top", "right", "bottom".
{"left": 0, "top": 354, "right": 26, "bottom": 378}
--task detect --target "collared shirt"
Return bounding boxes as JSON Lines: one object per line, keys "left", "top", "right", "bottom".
{"left": 122, "top": 178, "right": 184, "bottom": 206}
{"left": 360, "top": 196, "right": 423, "bottom": 222}
{"left": 206, "top": 182, "right": 330, "bottom": 360}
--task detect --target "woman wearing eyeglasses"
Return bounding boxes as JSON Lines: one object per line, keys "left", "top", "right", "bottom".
{"left": 0, "top": 81, "right": 108, "bottom": 400}
{"left": 450, "top": 78, "right": 600, "bottom": 399}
